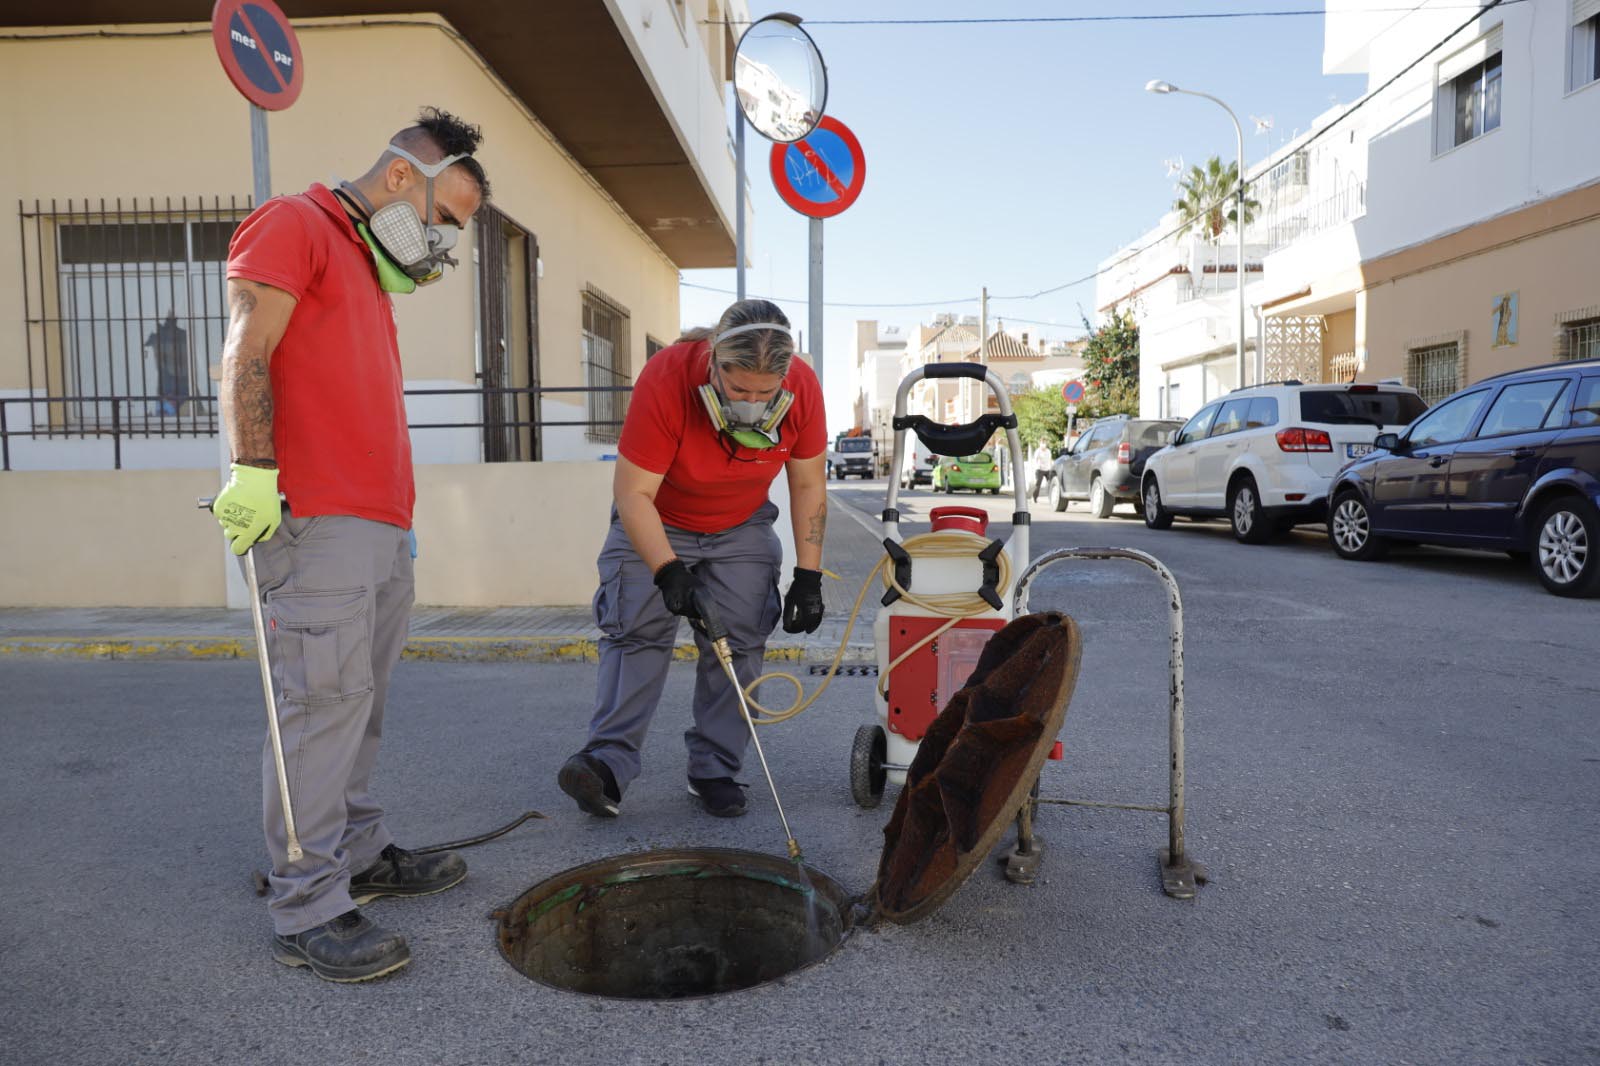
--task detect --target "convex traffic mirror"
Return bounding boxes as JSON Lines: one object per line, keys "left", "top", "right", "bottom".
{"left": 733, "top": 13, "right": 828, "bottom": 142}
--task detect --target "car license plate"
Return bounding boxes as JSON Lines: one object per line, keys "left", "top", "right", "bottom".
{"left": 1346, "top": 443, "right": 1373, "bottom": 459}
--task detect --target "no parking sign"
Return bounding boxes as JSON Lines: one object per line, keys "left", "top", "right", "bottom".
{"left": 769, "top": 116, "right": 866, "bottom": 219}
{"left": 211, "top": 0, "right": 304, "bottom": 111}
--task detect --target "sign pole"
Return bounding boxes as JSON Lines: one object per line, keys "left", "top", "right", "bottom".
{"left": 809, "top": 216, "right": 823, "bottom": 393}
{"left": 735, "top": 111, "right": 746, "bottom": 301}
{"left": 250, "top": 103, "right": 272, "bottom": 207}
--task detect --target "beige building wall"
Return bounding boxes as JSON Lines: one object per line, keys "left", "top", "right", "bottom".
{"left": 0, "top": 462, "right": 617, "bottom": 607}
{"left": 1361, "top": 183, "right": 1600, "bottom": 386}
{"left": 0, "top": 469, "right": 224, "bottom": 606}
{"left": 0, "top": 15, "right": 680, "bottom": 398}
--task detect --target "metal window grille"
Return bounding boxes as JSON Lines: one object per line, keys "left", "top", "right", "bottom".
{"left": 582, "top": 288, "right": 630, "bottom": 443}
{"left": 645, "top": 336, "right": 665, "bottom": 360}
{"left": 1407, "top": 342, "right": 1461, "bottom": 405}
{"left": 1326, "top": 350, "right": 1358, "bottom": 384}
{"left": 18, "top": 196, "right": 248, "bottom": 439}
{"left": 1560, "top": 319, "right": 1600, "bottom": 363}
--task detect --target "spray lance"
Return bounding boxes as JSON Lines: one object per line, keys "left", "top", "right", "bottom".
{"left": 690, "top": 588, "right": 804, "bottom": 863}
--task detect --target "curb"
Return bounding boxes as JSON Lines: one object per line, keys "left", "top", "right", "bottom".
{"left": 0, "top": 635, "right": 877, "bottom": 665}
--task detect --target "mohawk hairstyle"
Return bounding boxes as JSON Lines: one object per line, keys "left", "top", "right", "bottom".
{"left": 407, "top": 106, "right": 491, "bottom": 199}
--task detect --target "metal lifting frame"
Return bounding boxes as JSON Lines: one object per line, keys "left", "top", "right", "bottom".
{"left": 1009, "top": 546, "right": 1202, "bottom": 900}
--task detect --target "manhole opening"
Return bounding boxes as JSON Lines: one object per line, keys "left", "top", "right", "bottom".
{"left": 497, "top": 848, "right": 852, "bottom": 1000}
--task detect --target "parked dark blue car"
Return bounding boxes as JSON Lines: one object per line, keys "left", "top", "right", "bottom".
{"left": 1327, "top": 358, "right": 1600, "bottom": 596}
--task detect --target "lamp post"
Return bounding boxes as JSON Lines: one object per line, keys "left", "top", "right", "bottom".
{"left": 1147, "top": 79, "right": 1247, "bottom": 390}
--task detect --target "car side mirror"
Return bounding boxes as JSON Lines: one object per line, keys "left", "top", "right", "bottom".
{"left": 1374, "top": 432, "right": 1401, "bottom": 452}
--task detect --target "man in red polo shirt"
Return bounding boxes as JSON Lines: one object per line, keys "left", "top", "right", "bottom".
{"left": 211, "top": 107, "right": 489, "bottom": 983}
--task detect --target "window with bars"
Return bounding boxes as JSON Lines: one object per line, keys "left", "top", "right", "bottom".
{"left": 1560, "top": 318, "right": 1600, "bottom": 362}
{"left": 1407, "top": 342, "right": 1462, "bottom": 406}
{"left": 582, "top": 288, "right": 630, "bottom": 443}
{"left": 19, "top": 197, "right": 249, "bottom": 437}
{"left": 645, "top": 336, "right": 665, "bottom": 360}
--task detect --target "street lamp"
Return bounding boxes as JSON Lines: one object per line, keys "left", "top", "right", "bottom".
{"left": 1147, "top": 79, "right": 1247, "bottom": 390}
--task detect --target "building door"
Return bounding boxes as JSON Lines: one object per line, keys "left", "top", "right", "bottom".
{"left": 475, "top": 204, "right": 540, "bottom": 461}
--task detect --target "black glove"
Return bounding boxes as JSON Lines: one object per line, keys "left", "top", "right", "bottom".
{"left": 653, "top": 559, "right": 703, "bottom": 619}
{"left": 782, "top": 567, "right": 825, "bottom": 634}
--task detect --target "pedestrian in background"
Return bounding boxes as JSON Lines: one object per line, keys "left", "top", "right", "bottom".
{"left": 1030, "top": 437, "right": 1055, "bottom": 501}
{"left": 558, "top": 299, "right": 828, "bottom": 820}
{"left": 211, "top": 107, "right": 489, "bottom": 984}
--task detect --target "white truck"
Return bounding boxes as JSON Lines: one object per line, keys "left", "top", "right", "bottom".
{"left": 827, "top": 434, "right": 876, "bottom": 479}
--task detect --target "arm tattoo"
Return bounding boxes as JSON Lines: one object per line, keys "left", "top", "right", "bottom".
{"left": 805, "top": 502, "right": 827, "bottom": 547}
{"left": 220, "top": 284, "right": 276, "bottom": 463}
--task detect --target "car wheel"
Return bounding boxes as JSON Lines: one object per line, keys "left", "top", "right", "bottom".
{"left": 1090, "top": 476, "right": 1114, "bottom": 519}
{"left": 1143, "top": 479, "right": 1173, "bottom": 530}
{"left": 1047, "top": 477, "right": 1065, "bottom": 513}
{"left": 1532, "top": 495, "right": 1600, "bottom": 597}
{"left": 1328, "top": 491, "right": 1387, "bottom": 561}
{"left": 1228, "top": 477, "right": 1272, "bottom": 544}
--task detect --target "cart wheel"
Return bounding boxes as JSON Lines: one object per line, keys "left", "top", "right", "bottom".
{"left": 850, "top": 724, "right": 887, "bottom": 809}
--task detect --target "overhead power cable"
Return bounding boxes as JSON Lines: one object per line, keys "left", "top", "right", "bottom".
{"left": 708, "top": 3, "right": 1516, "bottom": 27}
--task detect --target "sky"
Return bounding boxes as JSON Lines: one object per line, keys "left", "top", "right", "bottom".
{"left": 677, "top": 0, "right": 1371, "bottom": 436}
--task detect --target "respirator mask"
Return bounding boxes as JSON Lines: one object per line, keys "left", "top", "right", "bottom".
{"left": 341, "top": 142, "right": 468, "bottom": 293}
{"left": 696, "top": 322, "right": 796, "bottom": 450}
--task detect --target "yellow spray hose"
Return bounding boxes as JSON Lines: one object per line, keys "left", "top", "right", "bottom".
{"left": 741, "top": 530, "right": 1013, "bottom": 725}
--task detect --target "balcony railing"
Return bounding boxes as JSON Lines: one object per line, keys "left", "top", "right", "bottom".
{"left": 1263, "top": 181, "right": 1366, "bottom": 253}
{"left": 0, "top": 384, "right": 631, "bottom": 471}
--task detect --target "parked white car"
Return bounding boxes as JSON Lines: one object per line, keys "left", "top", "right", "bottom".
{"left": 1140, "top": 381, "right": 1428, "bottom": 543}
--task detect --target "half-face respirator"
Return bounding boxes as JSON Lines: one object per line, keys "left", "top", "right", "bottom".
{"left": 341, "top": 142, "right": 468, "bottom": 293}
{"left": 696, "top": 322, "right": 796, "bottom": 450}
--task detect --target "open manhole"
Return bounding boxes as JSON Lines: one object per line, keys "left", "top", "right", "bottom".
{"left": 497, "top": 848, "right": 852, "bottom": 999}
{"left": 498, "top": 613, "right": 1082, "bottom": 1000}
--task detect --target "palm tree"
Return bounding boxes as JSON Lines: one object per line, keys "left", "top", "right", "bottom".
{"left": 1173, "top": 156, "right": 1260, "bottom": 293}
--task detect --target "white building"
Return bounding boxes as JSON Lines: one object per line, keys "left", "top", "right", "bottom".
{"left": 1112, "top": 0, "right": 1600, "bottom": 421}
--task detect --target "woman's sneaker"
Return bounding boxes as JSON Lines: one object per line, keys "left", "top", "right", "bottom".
{"left": 688, "top": 776, "right": 747, "bottom": 817}
{"left": 272, "top": 910, "right": 410, "bottom": 983}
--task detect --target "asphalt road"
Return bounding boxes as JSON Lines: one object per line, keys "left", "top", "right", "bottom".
{"left": 3, "top": 479, "right": 1597, "bottom": 1065}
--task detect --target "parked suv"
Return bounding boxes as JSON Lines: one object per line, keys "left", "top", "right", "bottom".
{"left": 1327, "top": 359, "right": 1600, "bottom": 597}
{"left": 1047, "top": 416, "right": 1180, "bottom": 518}
{"left": 1141, "top": 381, "right": 1427, "bottom": 543}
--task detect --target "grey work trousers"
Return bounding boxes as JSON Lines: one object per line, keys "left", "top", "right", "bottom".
{"left": 243, "top": 514, "right": 413, "bottom": 936}
{"left": 584, "top": 501, "right": 783, "bottom": 793}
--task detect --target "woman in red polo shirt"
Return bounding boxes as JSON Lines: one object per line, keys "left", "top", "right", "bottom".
{"left": 558, "top": 299, "right": 828, "bottom": 818}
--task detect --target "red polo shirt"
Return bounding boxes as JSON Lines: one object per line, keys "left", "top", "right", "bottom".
{"left": 227, "top": 183, "right": 413, "bottom": 528}
{"left": 619, "top": 339, "right": 826, "bottom": 533}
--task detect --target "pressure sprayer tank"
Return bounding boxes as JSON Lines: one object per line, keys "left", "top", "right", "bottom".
{"left": 872, "top": 506, "right": 1010, "bottom": 786}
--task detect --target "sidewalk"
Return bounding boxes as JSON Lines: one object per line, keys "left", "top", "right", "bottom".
{"left": 0, "top": 486, "right": 888, "bottom": 664}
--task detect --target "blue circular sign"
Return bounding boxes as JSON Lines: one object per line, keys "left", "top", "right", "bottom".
{"left": 1062, "top": 380, "right": 1086, "bottom": 403}
{"left": 769, "top": 116, "right": 866, "bottom": 219}
{"left": 212, "top": 0, "right": 304, "bottom": 111}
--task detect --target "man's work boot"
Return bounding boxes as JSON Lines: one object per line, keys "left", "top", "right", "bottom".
{"left": 349, "top": 844, "right": 467, "bottom": 905}
{"left": 272, "top": 909, "right": 410, "bottom": 983}
{"left": 559, "top": 752, "right": 621, "bottom": 817}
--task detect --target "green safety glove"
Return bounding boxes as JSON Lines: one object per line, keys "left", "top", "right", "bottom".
{"left": 212, "top": 463, "right": 282, "bottom": 556}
